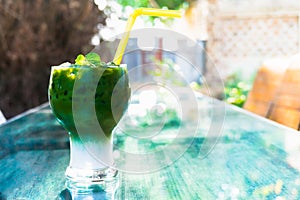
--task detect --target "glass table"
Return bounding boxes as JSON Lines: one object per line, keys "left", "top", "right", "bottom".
{"left": 1, "top": 95, "right": 300, "bottom": 199}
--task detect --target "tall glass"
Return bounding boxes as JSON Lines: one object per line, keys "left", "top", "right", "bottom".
{"left": 48, "top": 64, "right": 130, "bottom": 194}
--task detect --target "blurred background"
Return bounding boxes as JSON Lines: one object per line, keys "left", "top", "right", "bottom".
{"left": 1, "top": 0, "right": 300, "bottom": 127}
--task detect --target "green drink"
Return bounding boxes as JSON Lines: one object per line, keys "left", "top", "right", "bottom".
{"left": 48, "top": 54, "right": 130, "bottom": 193}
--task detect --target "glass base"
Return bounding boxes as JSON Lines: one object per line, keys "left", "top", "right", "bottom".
{"left": 65, "top": 166, "right": 119, "bottom": 194}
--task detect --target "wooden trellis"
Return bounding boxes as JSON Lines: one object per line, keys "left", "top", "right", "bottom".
{"left": 206, "top": 12, "right": 300, "bottom": 78}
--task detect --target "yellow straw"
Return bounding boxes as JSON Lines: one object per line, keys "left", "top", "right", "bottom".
{"left": 113, "top": 8, "right": 182, "bottom": 65}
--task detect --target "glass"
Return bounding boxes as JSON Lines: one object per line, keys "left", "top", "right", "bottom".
{"left": 48, "top": 64, "right": 130, "bottom": 194}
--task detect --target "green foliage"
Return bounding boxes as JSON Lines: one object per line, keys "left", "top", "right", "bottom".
{"left": 148, "top": 58, "right": 186, "bottom": 86}
{"left": 155, "top": 0, "right": 185, "bottom": 9}
{"left": 115, "top": 0, "right": 192, "bottom": 26}
{"left": 116, "top": 0, "right": 187, "bottom": 9}
{"left": 117, "top": 0, "right": 149, "bottom": 8}
{"left": 224, "top": 74, "right": 252, "bottom": 107}
{"left": 190, "top": 81, "right": 202, "bottom": 91}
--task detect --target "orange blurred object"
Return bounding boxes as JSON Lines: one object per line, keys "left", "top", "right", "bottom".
{"left": 268, "top": 57, "right": 300, "bottom": 130}
{"left": 244, "top": 57, "right": 300, "bottom": 130}
{"left": 243, "top": 58, "right": 289, "bottom": 117}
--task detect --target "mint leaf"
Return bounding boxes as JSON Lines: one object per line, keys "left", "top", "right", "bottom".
{"left": 74, "top": 52, "right": 102, "bottom": 67}
{"left": 75, "top": 54, "right": 87, "bottom": 65}
{"left": 85, "top": 52, "right": 101, "bottom": 66}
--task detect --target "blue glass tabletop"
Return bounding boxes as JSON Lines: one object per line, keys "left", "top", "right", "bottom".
{"left": 0, "top": 95, "right": 299, "bottom": 199}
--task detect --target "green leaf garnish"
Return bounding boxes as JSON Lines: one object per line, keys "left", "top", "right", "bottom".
{"left": 75, "top": 54, "right": 88, "bottom": 65}
{"left": 85, "top": 52, "right": 101, "bottom": 66}
{"left": 74, "top": 52, "right": 102, "bottom": 67}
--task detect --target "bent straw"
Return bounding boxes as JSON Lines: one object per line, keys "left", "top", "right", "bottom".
{"left": 113, "top": 8, "right": 182, "bottom": 65}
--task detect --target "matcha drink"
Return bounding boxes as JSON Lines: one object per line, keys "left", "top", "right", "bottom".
{"left": 48, "top": 53, "right": 130, "bottom": 192}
